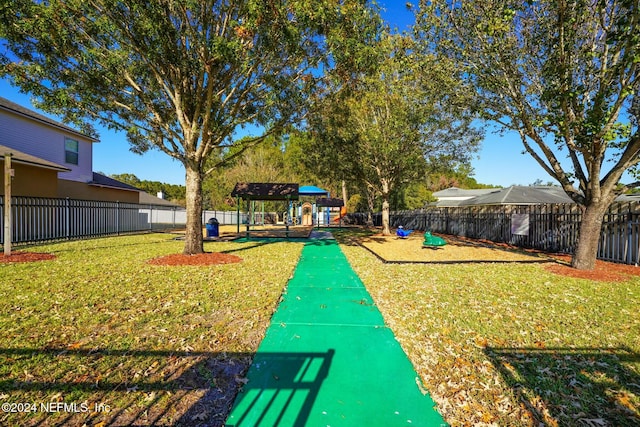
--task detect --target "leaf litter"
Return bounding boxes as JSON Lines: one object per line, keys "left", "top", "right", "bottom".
{"left": 338, "top": 230, "right": 640, "bottom": 426}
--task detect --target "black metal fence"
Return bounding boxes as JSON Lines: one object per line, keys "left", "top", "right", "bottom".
{"left": 0, "top": 196, "right": 248, "bottom": 245}
{"left": 6, "top": 196, "right": 640, "bottom": 265}
{"left": 346, "top": 203, "right": 640, "bottom": 265}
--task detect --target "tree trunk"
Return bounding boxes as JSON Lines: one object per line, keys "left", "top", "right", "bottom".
{"left": 381, "top": 179, "right": 390, "bottom": 235}
{"left": 183, "top": 164, "right": 204, "bottom": 255}
{"left": 572, "top": 201, "right": 609, "bottom": 270}
{"left": 366, "top": 189, "right": 375, "bottom": 226}
{"left": 381, "top": 198, "right": 390, "bottom": 235}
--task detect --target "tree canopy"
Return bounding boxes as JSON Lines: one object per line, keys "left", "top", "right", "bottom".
{"left": 109, "top": 173, "right": 186, "bottom": 204}
{"left": 305, "top": 33, "right": 482, "bottom": 233}
{"left": 0, "top": 0, "right": 381, "bottom": 253}
{"left": 416, "top": 0, "right": 640, "bottom": 269}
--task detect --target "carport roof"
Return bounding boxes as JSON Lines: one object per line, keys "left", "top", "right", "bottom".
{"left": 316, "top": 197, "right": 344, "bottom": 207}
{"left": 0, "top": 144, "right": 70, "bottom": 172}
{"left": 231, "top": 182, "right": 299, "bottom": 200}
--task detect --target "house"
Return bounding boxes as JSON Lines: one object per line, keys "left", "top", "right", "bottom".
{"left": 432, "top": 186, "right": 575, "bottom": 207}
{"left": 431, "top": 187, "right": 498, "bottom": 207}
{"left": 0, "top": 96, "right": 140, "bottom": 202}
{"left": 457, "top": 185, "right": 575, "bottom": 206}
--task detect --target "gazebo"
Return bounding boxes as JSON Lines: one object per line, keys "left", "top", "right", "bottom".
{"left": 316, "top": 197, "right": 345, "bottom": 227}
{"left": 231, "top": 183, "right": 299, "bottom": 236}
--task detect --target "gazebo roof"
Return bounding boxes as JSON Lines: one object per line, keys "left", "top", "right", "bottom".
{"left": 231, "top": 182, "right": 299, "bottom": 200}
{"left": 299, "top": 185, "right": 330, "bottom": 196}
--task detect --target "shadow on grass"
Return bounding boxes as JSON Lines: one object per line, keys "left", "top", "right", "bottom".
{"left": 17, "top": 232, "right": 177, "bottom": 253}
{"left": 485, "top": 346, "right": 640, "bottom": 426}
{"left": 216, "top": 235, "right": 338, "bottom": 256}
{"left": 350, "top": 238, "right": 554, "bottom": 265}
{"left": 335, "top": 229, "right": 558, "bottom": 263}
{"left": 0, "top": 347, "right": 333, "bottom": 427}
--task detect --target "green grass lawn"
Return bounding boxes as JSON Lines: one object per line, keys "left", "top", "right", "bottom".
{"left": 336, "top": 233, "right": 640, "bottom": 426}
{"left": 3, "top": 231, "right": 639, "bottom": 426}
{"left": 0, "top": 233, "right": 303, "bottom": 426}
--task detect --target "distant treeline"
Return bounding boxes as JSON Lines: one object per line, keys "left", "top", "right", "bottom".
{"left": 110, "top": 173, "right": 186, "bottom": 206}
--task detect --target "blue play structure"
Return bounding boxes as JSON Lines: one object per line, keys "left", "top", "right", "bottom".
{"left": 396, "top": 226, "right": 413, "bottom": 238}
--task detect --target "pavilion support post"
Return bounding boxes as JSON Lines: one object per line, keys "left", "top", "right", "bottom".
{"left": 286, "top": 197, "right": 290, "bottom": 238}
{"left": 246, "top": 198, "right": 250, "bottom": 237}
{"left": 236, "top": 196, "right": 240, "bottom": 234}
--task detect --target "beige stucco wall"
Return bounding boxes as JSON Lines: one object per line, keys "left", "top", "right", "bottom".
{"left": 0, "top": 161, "right": 58, "bottom": 197}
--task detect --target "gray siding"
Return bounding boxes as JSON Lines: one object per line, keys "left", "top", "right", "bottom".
{"left": 0, "top": 108, "right": 94, "bottom": 183}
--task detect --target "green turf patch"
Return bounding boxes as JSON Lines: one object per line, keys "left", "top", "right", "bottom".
{"left": 227, "top": 239, "right": 446, "bottom": 426}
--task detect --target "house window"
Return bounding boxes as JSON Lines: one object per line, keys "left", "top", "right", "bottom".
{"left": 65, "top": 138, "right": 79, "bottom": 165}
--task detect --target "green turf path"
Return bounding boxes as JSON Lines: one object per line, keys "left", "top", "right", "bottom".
{"left": 226, "top": 238, "right": 446, "bottom": 426}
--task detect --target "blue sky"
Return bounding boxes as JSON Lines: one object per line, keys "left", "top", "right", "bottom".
{"left": 0, "top": 2, "right": 550, "bottom": 188}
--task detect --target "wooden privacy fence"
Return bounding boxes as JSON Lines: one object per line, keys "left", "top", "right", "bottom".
{"left": 346, "top": 203, "right": 640, "bottom": 266}
{"left": 0, "top": 196, "right": 247, "bottom": 245}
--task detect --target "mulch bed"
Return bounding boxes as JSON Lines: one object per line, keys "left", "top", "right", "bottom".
{"left": 0, "top": 251, "right": 57, "bottom": 263}
{"left": 148, "top": 252, "right": 242, "bottom": 266}
{"left": 546, "top": 254, "right": 640, "bottom": 282}
{"left": 458, "top": 234, "right": 640, "bottom": 281}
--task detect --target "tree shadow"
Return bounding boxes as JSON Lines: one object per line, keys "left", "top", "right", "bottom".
{"left": 225, "top": 349, "right": 335, "bottom": 426}
{"left": 350, "top": 235, "right": 553, "bottom": 265}
{"left": 484, "top": 346, "right": 640, "bottom": 426}
{"left": 0, "top": 347, "right": 332, "bottom": 427}
{"left": 18, "top": 233, "right": 176, "bottom": 253}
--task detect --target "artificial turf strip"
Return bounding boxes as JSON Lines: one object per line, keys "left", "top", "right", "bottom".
{"left": 226, "top": 239, "right": 447, "bottom": 426}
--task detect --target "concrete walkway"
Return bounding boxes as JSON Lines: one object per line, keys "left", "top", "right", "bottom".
{"left": 226, "top": 237, "right": 446, "bottom": 426}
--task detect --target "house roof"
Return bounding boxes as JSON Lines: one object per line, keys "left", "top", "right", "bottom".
{"left": 89, "top": 172, "right": 141, "bottom": 193}
{"left": 231, "top": 183, "right": 299, "bottom": 200}
{"left": 429, "top": 199, "right": 471, "bottom": 207}
{"left": 0, "top": 96, "right": 98, "bottom": 142}
{"left": 0, "top": 144, "right": 71, "bottom": 172}
{"left": 459, "top": 186, "right": 574, "bottom": 206}
{"left": 433, "top": 187, "right": 498, "bottom": 199}
{"left": 139, "top": 191, "right": 183, "bottom": 207}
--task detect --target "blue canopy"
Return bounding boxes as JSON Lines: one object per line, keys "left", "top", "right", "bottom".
{"left": 299, "top": 185, "right": 329, "bottom": 197}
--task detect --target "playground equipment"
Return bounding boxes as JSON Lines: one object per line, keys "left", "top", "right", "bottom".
{"left": 396, "top": 226, "right": 413, "bottom": 238}
{"left": 423, "top": 231, "right": 446, "bottom": 248}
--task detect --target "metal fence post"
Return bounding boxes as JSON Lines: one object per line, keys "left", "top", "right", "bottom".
{"left": 65, "top": 198, "right": 71, "bottom": 240}
{"left": 116, "top": 201, "right": 120, "bottom": 235}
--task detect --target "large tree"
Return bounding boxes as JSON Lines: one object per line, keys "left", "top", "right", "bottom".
{"left": 0, "top": 0, "right": 380, "bottom": 254}
{"left": 307, "top": 33, "right": 482, "bottom": 234}
{"left": 417, "top": 0, "right": 640, "bottom": 270}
